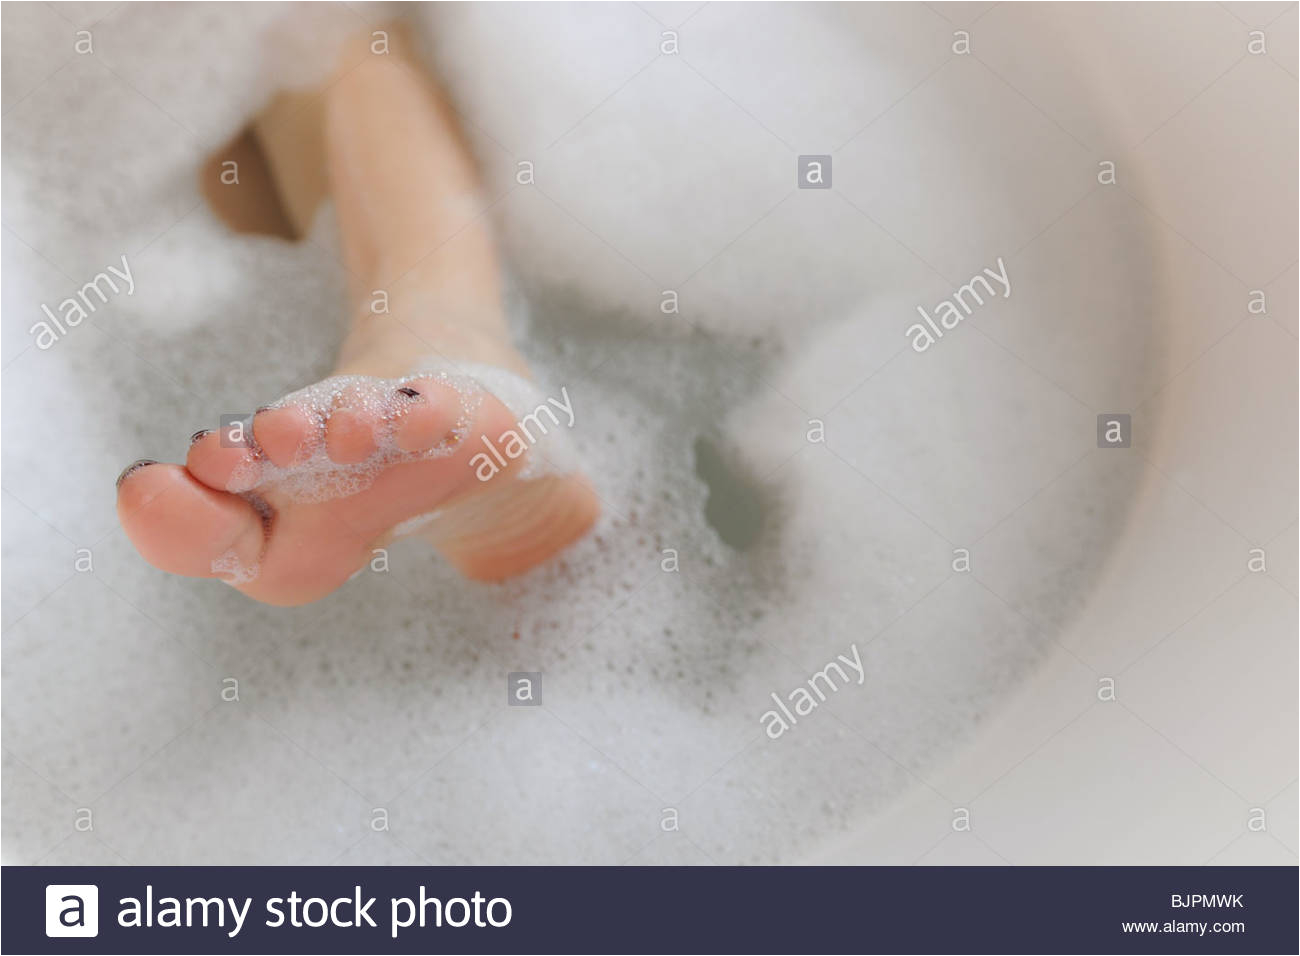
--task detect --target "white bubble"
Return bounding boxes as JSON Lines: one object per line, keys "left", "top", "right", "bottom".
{"left": 211, "top": 549, "right": 259, "bottom": 585}
{"left": 224, "top": 361, "right": 577, "bottom": 507}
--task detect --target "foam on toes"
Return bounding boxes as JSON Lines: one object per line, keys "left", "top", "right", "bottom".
{"left": 223, "top": 369, "right": 483, "bottom": 503}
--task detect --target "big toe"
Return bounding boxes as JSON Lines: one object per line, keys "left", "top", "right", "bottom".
{"left": 117, "top": 461, "right": 265, "bottom": 582}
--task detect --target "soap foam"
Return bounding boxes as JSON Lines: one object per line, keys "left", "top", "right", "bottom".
{"left": 0, "top": 1, "right": 1147, "bottom": 868}
{"left": 210, "top": 548, "right": 259, "bottom": 585}
{"left": 389, "top": 508, "right": 445, "bottom": 539}
{"left": 224, "top": 369, "right": 479, "bottom": 502}
{"left": 452, "top": 360, "right": 580, "bottom": 481}
{"left": 224, "top": 362, "right": 578, "bottom": 504}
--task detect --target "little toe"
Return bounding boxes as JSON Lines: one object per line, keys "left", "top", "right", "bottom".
{"left": 392, "top": 379, "right": 462, "bottom": 452}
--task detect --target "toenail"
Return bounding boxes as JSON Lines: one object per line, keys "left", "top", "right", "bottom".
{"left": 190, "top": 429, "right": 211, "bottom": 445}
{"left": 116, "top": 459, "right": 158, "bottom": 489}
{"left": 396, "top": 387, "right": 422, "bottom": 399}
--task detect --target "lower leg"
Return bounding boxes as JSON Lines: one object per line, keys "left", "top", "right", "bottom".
{"left": 262, "top": 28, "right": 526, "bottom": 378}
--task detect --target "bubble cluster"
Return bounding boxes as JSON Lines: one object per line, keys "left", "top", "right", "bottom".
{"left": 223, "top": 362, "right": 577, "bottom": 505}
{"left": 389, "top": 508, "right": 445, "bottom": 539}
{"left": 224, "top": 368, "right": 480, "bottom": 503}
{"left": 210, "top": 548, "right": 259, "bottom": 585}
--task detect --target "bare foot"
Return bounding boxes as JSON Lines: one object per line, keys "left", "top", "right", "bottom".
{"left": 116, "top": 25, "right": 599, "bottom": 606}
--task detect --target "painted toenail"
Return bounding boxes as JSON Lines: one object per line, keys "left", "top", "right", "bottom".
{"left": 190, "top": 429, "right": 211, "bottom": 445}
{"left": 397, "top": 387, "right": 422, "bottom": 399}
{"left": 116, "top": 459, "right": 158, "bottom": 489}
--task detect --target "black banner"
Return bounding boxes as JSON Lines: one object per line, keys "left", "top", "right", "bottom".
{"left": 6, "top": 865, "right": 1297, "bottom": 954}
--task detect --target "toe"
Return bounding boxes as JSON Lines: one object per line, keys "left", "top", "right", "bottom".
{"left": 325, "top": 406, "right": 380, "bottom": 463}
{"left": 187, "top": 425, "right": 263, "bottom": 492}
{"left": 117, "top": 462, "right": 265, "bottom": 580}
{"left": 392, "top": 379, "right": 462, "bottom": 452}
{"left": 253, "top": 405, "right": 316, "bottom": 466}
